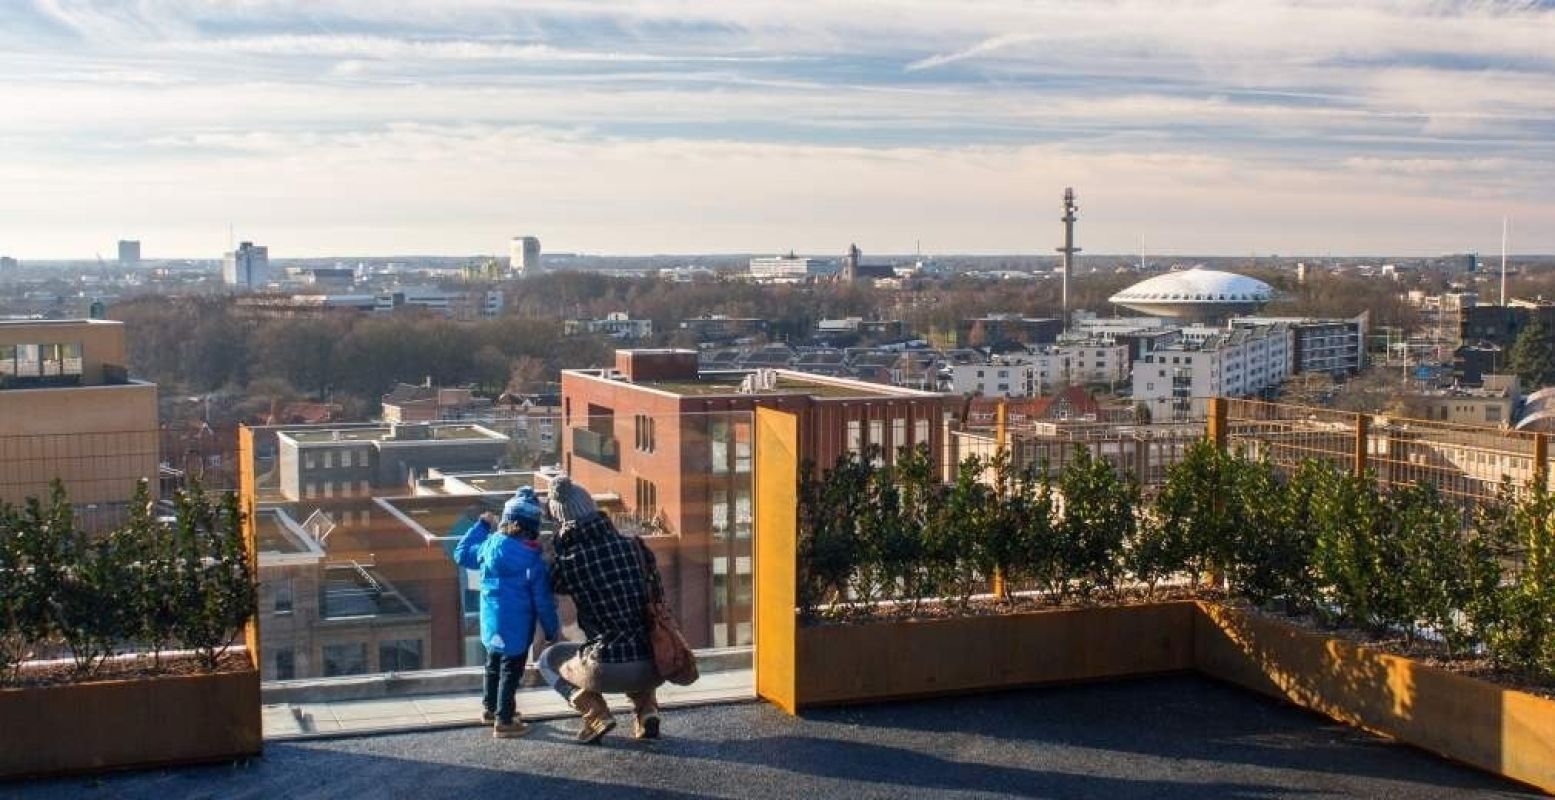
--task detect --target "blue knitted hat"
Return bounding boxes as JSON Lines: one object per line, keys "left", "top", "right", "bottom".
{"left": 502, "top": 488, "right": 542, "bottom": 532}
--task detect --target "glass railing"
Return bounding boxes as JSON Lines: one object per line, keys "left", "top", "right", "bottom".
{"left": 240, "top": 410, "right": 756, "bottom": 690}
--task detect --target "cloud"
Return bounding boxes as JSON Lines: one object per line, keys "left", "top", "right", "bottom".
{"left": 1, "top": 0, "right": 1554, "bottom": 255}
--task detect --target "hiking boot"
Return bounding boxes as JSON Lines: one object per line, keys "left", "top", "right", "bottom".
{"left": 633, "top": 712, "right": 661, "bottom": 740}
{"left": 481, "top": 710, "right": 495, "bottom": 724}
{"left": 492, "top": 719, "right": 530, "bottom": 739}
{"left": 569, "top": 690, "right": 616, "bottom": 744}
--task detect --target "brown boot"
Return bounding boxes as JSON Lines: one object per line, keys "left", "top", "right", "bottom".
{"left": 569, "top": 690, "right": 616, "bottom": 744}
{"left": 627, "top": 690, "right": 660, "bottom": 740}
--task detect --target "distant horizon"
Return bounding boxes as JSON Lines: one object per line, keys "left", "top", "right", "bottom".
{"left": 9, "top": 249, "right": 1552, "bottom": 264}
{"left": 3, "top": 3, "right": 1553, "bottom": 256}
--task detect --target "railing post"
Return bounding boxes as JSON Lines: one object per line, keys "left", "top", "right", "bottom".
{"left": 1535, "top": 432, "right": 1550, "bottom": 493}
{"left": 992, "top": 398, "right": 1008, "bottom": 600}
{"left": 1354, "top": 413, "right": 1370, "bottom": 478}
{"left": 1207, "top": 397, "right": 1228, "bottom": 450}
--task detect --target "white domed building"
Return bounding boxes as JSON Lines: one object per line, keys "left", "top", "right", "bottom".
{"left": 1108, "top": 268, "right": 1273, "bottom": 322}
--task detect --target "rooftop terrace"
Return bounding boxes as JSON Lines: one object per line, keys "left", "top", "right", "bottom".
{"left": 10, "top": 676, "right": 1536, "bottom": 799}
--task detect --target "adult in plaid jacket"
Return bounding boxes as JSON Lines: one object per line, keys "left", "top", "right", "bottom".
{"left": 538, "top": 474, "right": 665, "bottom": 743}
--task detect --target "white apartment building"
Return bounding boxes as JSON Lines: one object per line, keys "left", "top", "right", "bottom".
{"left": 950, "top": 343, "right": 1129, "bottom": 397}
{"left": 563, "top": 312, "right": 653, "bottom": 340}
{"left": 1132, "top": 324, "right": 1293, "bottom": 419}
{"left": 749, "top": 254, "right": 828, "bottom": 282}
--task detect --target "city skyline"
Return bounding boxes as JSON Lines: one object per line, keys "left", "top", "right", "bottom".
{"left": 2, "top": 1, "right": 1554, "bottom": 258}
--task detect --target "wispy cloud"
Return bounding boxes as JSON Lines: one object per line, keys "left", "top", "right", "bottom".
{"left": 0, "top": 0, "right": 1552, "bottom": 256}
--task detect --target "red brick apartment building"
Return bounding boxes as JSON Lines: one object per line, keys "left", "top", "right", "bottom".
{"left": 561, "top": 349, "right": 956, "bottom": 649}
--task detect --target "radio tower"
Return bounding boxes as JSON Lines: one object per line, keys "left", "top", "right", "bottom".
{"left": 1056, "top": 187, "right": 1081, "bottom": 332}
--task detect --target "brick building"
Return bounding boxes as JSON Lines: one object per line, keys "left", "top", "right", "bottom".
{"left": 560, "top": 349, "right": 956, "bottom": 649}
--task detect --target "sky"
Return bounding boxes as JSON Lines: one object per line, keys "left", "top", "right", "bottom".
{"left": 1, "top": 1, "right": 1553, "bottom": 259}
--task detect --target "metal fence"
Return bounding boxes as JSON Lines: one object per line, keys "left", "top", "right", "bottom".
{"left": 1225, "top": 398, "right": 1551, "bottom": 508}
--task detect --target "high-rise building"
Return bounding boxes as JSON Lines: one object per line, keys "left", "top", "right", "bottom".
{"left": 117, "top": 240, "right": 141, "bottom": 268}
{"left": 509, "top": 236, "right": 541, "bottom": 275}
{"left": 0, "top": 319, "right": 159, "bottom": 528}
{"left": 0, "top": 256, "right": 16, "bottom": 273}
{"left": 223, "top": 241, "right": 271, "bottom": 290}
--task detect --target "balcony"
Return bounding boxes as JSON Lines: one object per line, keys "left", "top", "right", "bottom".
{"left": 571, "top": 426, "right": 620, "bottom": 470}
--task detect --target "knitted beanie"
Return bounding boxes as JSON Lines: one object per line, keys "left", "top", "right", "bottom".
{"left": 547, "top": 473, "right": 599, "bottom": 524}
{"left": 502, "top": 495, "right": 543, "bottom": 533}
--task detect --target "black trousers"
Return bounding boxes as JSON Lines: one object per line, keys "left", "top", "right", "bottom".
{"left": 483, "top": 649, "right": 526, "bottom": 723}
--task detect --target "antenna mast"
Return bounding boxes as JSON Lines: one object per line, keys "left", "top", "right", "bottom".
{"left": 1056, "top": 188, "right": 1080, "bottom": 332}
{"left": 1500, "top": 216, "right": 1509, "bottom": 307}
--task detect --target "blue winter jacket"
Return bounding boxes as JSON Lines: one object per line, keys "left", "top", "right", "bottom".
{"left": 453, "top": 518, "right": 561, "bottom": 656}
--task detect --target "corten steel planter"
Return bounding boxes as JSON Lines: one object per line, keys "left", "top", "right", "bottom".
{"left": 0, "top": 651, "right": 262, "bottom": 780}
{"left": 791, "top": 601, "right": 1198, "bottom": 708}
{"left": 1194, "top": 602, "right": 1555, "bottom": 795}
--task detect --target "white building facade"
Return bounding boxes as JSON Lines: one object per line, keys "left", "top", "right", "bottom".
{"left": 749, "top": 255, "right": 827, "bottom": 282}
{"left": 950, "top": 343, "right": 1129, "bottom": 397}
{"left": 1131, "top": 324, "right": 1293, "bottom": 419}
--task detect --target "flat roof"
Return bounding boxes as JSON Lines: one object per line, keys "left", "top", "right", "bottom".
{"left": 282, "top": 424, "right": 505, "bottom": 444}
{"left": 638, "top": 373, "right": 911, "bottom": 399}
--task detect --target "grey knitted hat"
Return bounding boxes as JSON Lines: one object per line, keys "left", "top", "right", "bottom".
{"left": 547, "top": 473, "right": 599, "bottom": 524}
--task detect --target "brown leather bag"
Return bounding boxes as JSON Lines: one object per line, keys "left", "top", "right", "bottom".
{"left": 635, "top": 540, "right": 699, "bottom": 685}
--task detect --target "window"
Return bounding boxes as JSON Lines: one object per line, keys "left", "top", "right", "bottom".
{"left": 635, "top": 478, "right": 659, "bottom": 520}
{"left": 710, "top": 489, "right": 730, "bottom": 541}
{"left": 304, "top": 453, "right": 316, "bottom": 469}
{"left": 1486, "top": 406, "right": 1500, "bottom": 423}
{"left": 322, "top": 450, "right": 333, "bottom": 469}
{"left": 274, "top": 579, "right": 294, "bottom": 614}
{"left": 892, "top": 418, "right": 907, "bottom": 453}
{"left": 734, "top": 489, "right": 752, "bottom": 539}
{"left": 914, "top": 418, "right": 930, "bottom": 446}
{"left": 379, "top": 639, "right": 423, "bottom": 672}
{"left": 322, "top": 643, "right": 367, "bottom": 677}
{"left": 710, "top": 420, "right": 730, "bottom": 473}
{"left": 341, "top": 450, "right": 353, "bottom": 468}
{"left": 305, "top": 482, "right": 317, "bottom": 499}
{"left": 273, "top": 648, "right": 295, "bottom": 681}
{"left": 734, "top": 422, "right": 752, "bottom": 473}
{"left": 635, "top": 414, "right": 656, "bottom": 453}
{"left": 846, "top": 420, "right": 862, "bottom": 454}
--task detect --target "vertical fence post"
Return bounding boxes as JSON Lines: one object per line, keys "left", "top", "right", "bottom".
{"left": 1353, "top": 412, "right": 1370, "bottom": 478}
{"left": 992, "top": 399, "right": 1008, "bottom": 600}
{"left": 1207, "top": 397, "right": 1228, "bottom": 451}
{"left": 1535, "top": 432, "right": 1550, "bottom": 493}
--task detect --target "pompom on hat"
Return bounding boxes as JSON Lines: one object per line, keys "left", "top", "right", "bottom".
{"left": 546, "top": 473, "right": 599, "bottom": 524}
{"left": 502, "top": 486, "right": 543, "bottom": 532}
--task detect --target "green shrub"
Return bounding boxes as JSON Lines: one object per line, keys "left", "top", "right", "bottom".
{"left": 797, "top": 452, "right": 868, "bottom": 615}
{"left": 0, "top": 501, "right": 24, "bottom": 684}
{"left": 929, "top": 455, "right": 991, "bottom": 608}
{"left": 1056, "top": 447, "right": 1135, "bottom": 599}
{"left": 1485, "top": 485, "right": 1555, "bottom": 680}
{"left": 884, "top": 444, "right": 936, "bottom": 612}
{"left": 1310, "top": 465, "right": 1389, "bottom": 629}
{"left": 168, "top": 485, "right": 256, "bottom": 671}
{"left": 1152, "top": 439, "right": 1239, "bottom": 588}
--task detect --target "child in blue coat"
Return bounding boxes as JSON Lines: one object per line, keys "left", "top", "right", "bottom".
{"left": 453, "top": 489, "right": 560, "bottom": 738}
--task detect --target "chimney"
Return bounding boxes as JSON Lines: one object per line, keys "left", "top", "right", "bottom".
{"left": 615, "top": 349, "right": 699, "bottom": 382}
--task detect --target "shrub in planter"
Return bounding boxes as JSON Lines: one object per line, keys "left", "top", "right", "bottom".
{"left": 880, "top": 444, "right": 936, "bottom": 612}
{"left": 1226, "top": 455, "right": 1318, "bottom": 611}
{"left": 1309, "top": 465, "right": 1391, "bottom": 630}
{"left": 927, "top": 455, "right": 990, "bottom": 608}
{"left": 798, "top": 451, "right": 870, "bottom": 615}
{"left": 169, "top": 485, "right": 256, "bottom": 671}
{"left": 1485, "top": 485, "right": 1555, "bottom": 680}
{"left": 1151, "top": 439, "right": 1240, "bottom": 588}
{"left": 1056, "top": 446, "right": 1136, "bottom": 599}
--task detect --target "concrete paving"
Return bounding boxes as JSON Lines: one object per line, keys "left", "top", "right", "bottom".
{"left": 262, "top": 667, "right": 754, "bottom": 738}
{"left": 11, "top": 675, "right": 1541, "bottom": 799}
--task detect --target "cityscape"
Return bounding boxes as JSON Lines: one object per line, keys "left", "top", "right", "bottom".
{"left": 3, "top": 1, "right": 1555, "bottom": 797}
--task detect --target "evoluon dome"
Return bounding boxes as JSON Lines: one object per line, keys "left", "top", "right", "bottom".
{"left": 1108, "top": 268, "right": 1273, "bottom": 321}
